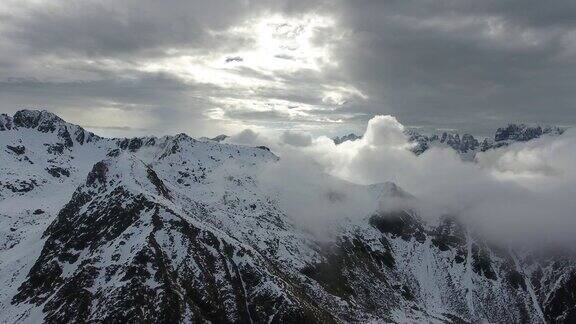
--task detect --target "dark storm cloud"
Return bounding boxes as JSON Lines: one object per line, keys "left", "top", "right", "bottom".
{"left": 2, "top": 1, "right": 252, "bottom": 57}
{"left": 1, "top": 0, "right": 329, "bottom": 58}
{"left": 0, "top": 0, "right": 575, "bottom": 137}
{"left": 328, "top": 0, "right": 576, "bottom": 134}
{"left": 0, "top": 0, "right": 335, "bottom": 136}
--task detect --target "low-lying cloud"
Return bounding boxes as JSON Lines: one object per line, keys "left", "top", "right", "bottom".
{"left": 228, "top": 115, "right": 576, "bottom": 246}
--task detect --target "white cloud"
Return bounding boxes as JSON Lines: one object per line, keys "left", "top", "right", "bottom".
{"left": 362, "top": 115, "right": 409, "bottom": 147}
{"left": 248, "top": 115, "right": 576, "bottom": 246}
{"left": 228, "top": 128, "right": 260, "bottom": 145}
{"left": 280, "top": 130, "right": 313, "bottom": 147}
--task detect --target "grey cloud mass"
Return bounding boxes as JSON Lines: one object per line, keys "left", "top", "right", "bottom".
{"left": 0, "top": 0, "right": 575, "bottom": 137}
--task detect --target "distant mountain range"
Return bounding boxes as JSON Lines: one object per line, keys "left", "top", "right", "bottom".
{"left": 332, "top": 133, "right": 363, "bottom": 145}
{"left": 1, "top": 110, "right": 575, "bottom": 323}
{"left": 333, "top": 124, "right": 566, "bottom": 160}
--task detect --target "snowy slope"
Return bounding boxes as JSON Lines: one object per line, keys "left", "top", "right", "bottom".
{"left": 1, "top": 110, "right": 575, "bottom": 323}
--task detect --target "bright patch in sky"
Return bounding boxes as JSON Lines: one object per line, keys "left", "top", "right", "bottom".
{"left": 141, "top": 14, "right": 338, "bottom": 86}
{"left": 136, "top": 13, "right": 364, "bottom": 132}
{"left": 226, "top": 14, "right": 338, "bottom": 72}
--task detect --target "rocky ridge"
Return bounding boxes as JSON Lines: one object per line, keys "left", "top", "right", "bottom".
{"left": 332, "top": 124, "right": 566, "bottom": 160}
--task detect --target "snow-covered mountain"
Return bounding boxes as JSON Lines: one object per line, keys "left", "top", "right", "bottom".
{"left": 1, "top": 110, "right": 575, "bottom": 323}
{"left": 333, "top": 124, "right": 566, "bottom": 161}
{"left": 407, "top": 124, "right": 565, "bottom": 160}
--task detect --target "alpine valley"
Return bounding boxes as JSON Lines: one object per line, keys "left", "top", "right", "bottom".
{"left": 1, "top": 110, "right": 575, "bottom": 323}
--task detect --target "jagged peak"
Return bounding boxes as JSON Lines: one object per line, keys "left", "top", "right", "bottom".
{"left": 495, "top": 123, "right": 565, "bottom": 142}
{"left": 199, "top": 134, "right": 229, "bottom": 142}
{"left": 6, "top": 109, "right": 100, "bottom": 146}
{"left": 86, "top": 160, "right": 109, "bottom": 187}
{"left": 406, "top": 122, "right": 567, "bottom": 158}
{"left": 211, "top": 134, "right": 229, "bottom": 142}
{"left": 117, "top": 136, "right": 158, "bottom": 152}
{"left": 495, "top": 123, "right": 541, "bottom": 142}
{"left": 333, "top": 133, "right": 362, "bottom": 145}
{"left": 369, "top": 181, "right": 413, "bottom": 199}
{"left": 172, "top": 132, "right": 195, "bottom": 142}
{"left": 13, "top": 109, "right": 66, "bottom": 130}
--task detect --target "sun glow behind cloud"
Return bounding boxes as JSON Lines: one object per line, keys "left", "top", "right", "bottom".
{"left": 136, "top": 13, "right": 365, "bottom": 132}
{"left": 225, "top": 13, "right": 339, "bottom": 73}
{"left": 140, "top": 13, "right": 339, "bottom": 86}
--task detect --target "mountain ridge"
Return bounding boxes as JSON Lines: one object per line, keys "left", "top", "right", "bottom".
{"left": 1, "top": 109, "right": 575, "bottom": 323}
{"left": 332, "top": 123, "right": 566, "bottom": 160}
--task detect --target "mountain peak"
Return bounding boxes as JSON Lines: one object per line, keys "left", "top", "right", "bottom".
{"left": 333, "top": 133, "right": 362, "bottom": 144}
{"left": 494, "top": 123, "right": 564, "bottom": 142}
{"left": 211, "top": 134, "right": 229, "bottom": 142}
{"left": 406, "top": 123, "right": 567, "bottom": 159}
{"left": 369, "top": 181, "right": 413, "bottom": 199}
{"left": 13, "top": 109, "right": 67, "bottom": 131}
{"left": 4, "top": 109, "right": 102, "bottom": 147}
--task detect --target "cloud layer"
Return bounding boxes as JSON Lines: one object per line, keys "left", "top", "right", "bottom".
{"left": 231, "top": 115, "right": 576, "bottom": 245}
{"left": 2, "top": 0, "right": 576, "bottom": 137}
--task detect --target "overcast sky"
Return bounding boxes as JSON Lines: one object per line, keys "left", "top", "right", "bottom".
{"left": 1, "top": 0, "right": 575, "bottom": 138}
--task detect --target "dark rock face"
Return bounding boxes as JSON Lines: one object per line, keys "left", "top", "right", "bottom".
{"left": 45, "top": 143, "right": 66, "bottom": 154}
{"left": 58, "top": 127, "right": 74, "bottom": 148}
{"left": 0, "top": 114, "right": 13, "bottom": 131}
{"left": 370, "top": 210, "right": 426, "bottom": 243}
{"left": 495, "top": 124, "right": 543, "bottom": 142}
{"left": 13, "top": 110, "right": 64, "bottom": 131}
{"left": 471, "top": 244, "right": 497, "bottom": 280}
{"left": 333, "top": 133, "right": 362, "bottom": 145}
{"left": 431, "top": 216, "right": 467, "bottom": 262}
{"left": 543, "top": 271, "right": 576, "bottom": 323}
{"left": 128, "top": 138, "right": 143, "bottom": 151}
{"left": 46, "top": 167, "right": 71, "bottom": 178}
{"left": 146, "top": 167, "right": 171, "bottom": 199}
{"left": 435, "top": 132, "right": 480, "bottom": 153}
{"left": 10, "top": 110, "right": 97, "bottom": 149}
{"left": 107, "top": 148, "right": 121, "bottom": 157}
{"left": 480, "top": 138, "right": 493, "bottom": 152}
{"left": 460, "top": 134, "right": 479, "bottom": 152}
{"left": 256, "top": 145, "right": 271, "bottom": 152}
{"left": 12, "top": 110, "right": 43, "bottom": 129}
{"left": 119, "top": 138, "right": 145, "bottom": 152}
{"left": 86, "top": 161, "right": 109, "bottom": 186}
{"left": 6, "top": 145, "right": 25, "bottom": 155}
{"left": 12, "top": 185, "right": 157, "bottom": 315}
{"left": 1, "top": 179, "right": 38, "bottom": 193}
{"left": 211, "top": 134, "right": 229, "bottom": 142}
{"left": 495, "top": 124, "right": 564, "bottom": 143}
